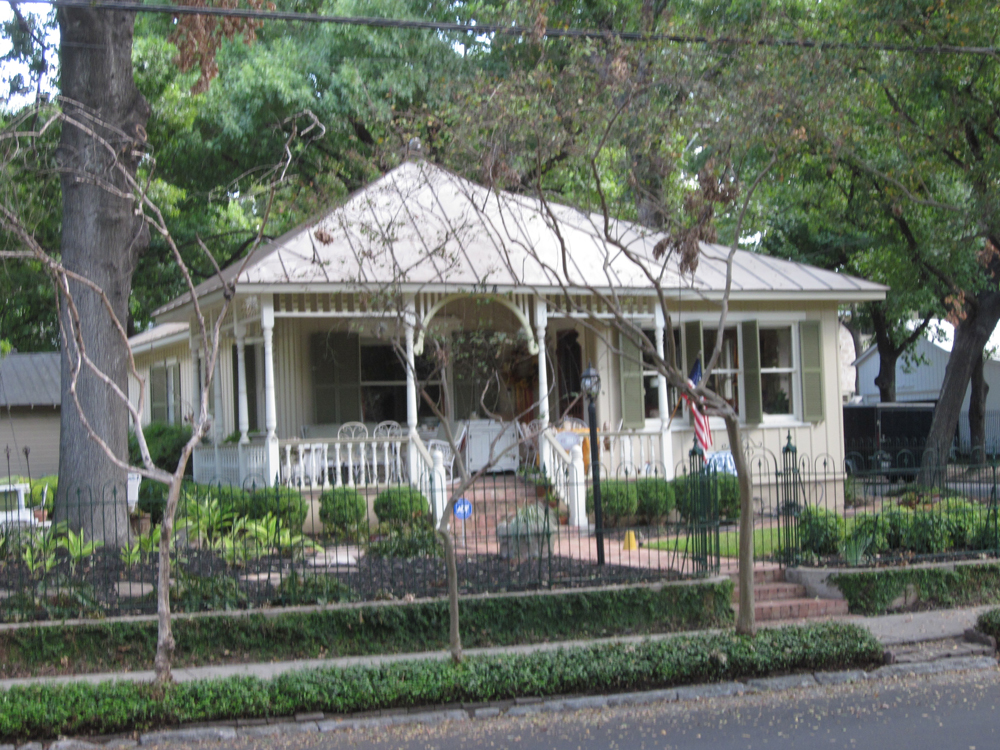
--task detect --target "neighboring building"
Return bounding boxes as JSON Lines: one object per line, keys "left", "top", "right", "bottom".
{"left": 0, "top": 352, "right": 61, "bottom": 477}
{"left": 131, "top": 159, "right": 886, "bottom": 521}
{"left": 854, "top": 333, "right": 1000, "bottom": 450}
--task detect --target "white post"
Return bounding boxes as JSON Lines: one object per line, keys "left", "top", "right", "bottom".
{"left": 568, "top": 444, "right": 588, "bottom": 529}
{"left": 654, "top": 305, "right": 674, "bottom": 480}
{"left": 405, "top": 295, "right": 420, "bottom": 484}
{"left": 212, "top": 344, "right": 223, "bottom": 483}
{"left": 236, "top": 320, "right": 249, "bottom": 484}
{"left": 535, "top": 297, "right": 551, "bottom": 477}
{"left": 166, "top": 365, "right": 176, "bottom": 425}
{"left": 431, "top": 448, "right": 447, "bottom": 526}
{"left": 262, "top": 296, "right": 279, "bottom": 486}
{"left": 190, "top": 339, "right": 201, "bottom": 420}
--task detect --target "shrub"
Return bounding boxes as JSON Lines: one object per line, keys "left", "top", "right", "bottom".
{"left": 128, "top": 422, "right": 193, "bottom": 474}
{"left": 674, "top": 472, "right": 740, "bottom": 522}
{"left": 586, "top": 481, "right": 639, "bottom": 524}
{"left": 902, "top": 512, "right": 950, "bottom": 554}
{"left": 319, "top": 487, "right": 368, "bottom": 538}
{"left": 850, "top": 513, "right": 891, "bottom": 554}
{"left": 197, "top": 484, "right": 309, "bottom": 531}
{"left": 374, "top": 488, "right": 430, "bottom": 526}
{"left": 940, "top": 499, "right": 982, "bottom": 549}
{"left": 368, "top": 527, "right": 442, "bottom": 558}
{"left": 635, "top": 478, "right": 676, "bottom": 523}
{"left": 798, "top": 505, "right": 844, "bottom": 556}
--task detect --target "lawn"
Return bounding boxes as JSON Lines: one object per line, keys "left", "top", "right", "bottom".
{"left": 649, "top": 526, "right": 786, "bottom": 558}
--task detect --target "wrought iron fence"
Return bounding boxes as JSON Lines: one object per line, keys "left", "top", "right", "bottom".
{"left": 0, "top": 464, "right": 722, "bottom": 624}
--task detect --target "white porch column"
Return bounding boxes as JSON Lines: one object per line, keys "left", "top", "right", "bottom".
{"left": 190, "top": 338, "right": 201, "bottom": 420}
{"left": 166, "top": 366, "right": 176, "bottom": 424}
{"left": 212, "top": 345, "right": 223, "bottom": 482}
{"left": 568, "top": 444, "right": 588, "bottom": 529}
{"left": 654, "top": 305, "right": 674, "bottom": 480}
{"left": 405, "top": 295, "right": 420, "bottom": 483}
{"left": 235, "top": 321, "right": 250, "bottom": 484}
{"left": 535, "top": 297, "right": 551, "bottom": 475}
{"left": 262, "top": 296, "right": 280, "bottom": 485}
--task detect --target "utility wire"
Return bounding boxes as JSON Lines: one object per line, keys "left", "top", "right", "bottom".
{"left": 16, "top": 0, "right": 1000, "bottom": 56}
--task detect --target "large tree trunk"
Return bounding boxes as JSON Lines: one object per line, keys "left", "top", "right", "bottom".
{"left": 969, "top": 351, "right": 989, "bottom": 463}
{"left": 725, "top": 414, "right": 755, "bottom": 637}
{"left": 54, "top": 5, "right": 149, "bottom": 545}
{"left": 920, "top": 293, "right": 1000, "bottom": 485}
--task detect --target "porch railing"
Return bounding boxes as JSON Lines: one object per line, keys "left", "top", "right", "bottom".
{"left": 192, "top": 442, "right": 268, "bottom": 486}
{"left": 280, "top": 436, "right": 408, "bottom": 489}
{"left": 599, "top": 429, "right": 665, "bottom": 476}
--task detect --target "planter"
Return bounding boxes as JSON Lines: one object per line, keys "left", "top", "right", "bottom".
{"left": 496, "top": 504, "right": 556, "bottom": 560}
{"left": 32, "top": 508, "right": 47, "bottom": 524}
{"left": 130, "top": 512, "right": 152, "bottom": 536}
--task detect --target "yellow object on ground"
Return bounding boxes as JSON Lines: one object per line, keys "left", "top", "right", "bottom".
{"left": 622, "top": 530, "right": 638, "bottom": 551}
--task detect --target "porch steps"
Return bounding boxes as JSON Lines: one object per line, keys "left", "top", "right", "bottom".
{"left": 731, "top": 569, "right": 849, "bottom": 623}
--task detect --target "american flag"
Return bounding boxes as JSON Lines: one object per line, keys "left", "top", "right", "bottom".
{"left": 683, "top": 358, "right": 713, "bottom": 451}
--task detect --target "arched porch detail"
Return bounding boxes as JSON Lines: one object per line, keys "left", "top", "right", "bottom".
{"left": 413, "top": 293, "right": 539, "bottom": 356}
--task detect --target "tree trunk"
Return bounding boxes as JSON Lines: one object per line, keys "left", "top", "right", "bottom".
{"left": 871, "top": 307, "right": 899, "bottom": 403}
{"left": 438, "top": 525, "right": 462, "bottom": 664}
{"left": 969, "top": 350, "right": 989, "bottom": 463}
{"left": 725, "top": 414, "right": 755, "bottom": 637}
{"left": 920, "top": 293, "right": 1000, "bottom": 485}
{"left": 154, "top": 472, "right": 184, "bottom": 683}
{"left": 54, "top": 5, "right": 149, "bottom": 545}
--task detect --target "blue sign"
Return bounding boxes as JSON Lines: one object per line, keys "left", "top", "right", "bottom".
{"left": 454, "top": 498, "right": 472, "bottom": 520}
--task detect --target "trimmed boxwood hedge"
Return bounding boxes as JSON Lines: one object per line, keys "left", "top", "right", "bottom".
{"left": 374, "top": 487, "right": 430, "bottom": 525}
{"left": 830, "top": 562, "right": 1000, "bottom": 616}
{"left": 0, "top": 581, "right": 734, "bottom": 679}
{"left": 0, "top": 622, "right": 881, "bottom": 740}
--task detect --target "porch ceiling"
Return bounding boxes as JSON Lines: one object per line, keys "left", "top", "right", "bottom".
{"left": 153, "top": 161, "right": 887, "bottom": 320}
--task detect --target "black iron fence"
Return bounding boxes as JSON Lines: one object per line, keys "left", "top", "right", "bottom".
{"left": 0, "top": 464, "right": 722, "bottom": 624}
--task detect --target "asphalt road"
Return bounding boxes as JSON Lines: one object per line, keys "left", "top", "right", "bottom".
{"left": 146, "top": 667, "right": 1000, "bottom": 750}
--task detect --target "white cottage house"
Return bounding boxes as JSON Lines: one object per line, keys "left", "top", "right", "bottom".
{"left": 129, "top": 159, "right": 886, "bottom": 523}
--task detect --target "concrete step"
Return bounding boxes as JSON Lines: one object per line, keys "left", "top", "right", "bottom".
{"left": 749, "top": 597, "right": 849, "bottom": 622}
{"left": 732, "top": 582, "right": 807, "bottom": 604}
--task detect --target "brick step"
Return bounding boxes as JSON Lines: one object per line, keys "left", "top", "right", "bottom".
{"left": 731, "top": 582, "right": 807, "bottom": 603}
{"left": 746, "top": 597, "right": 849, "bottom": 622}
{"left": 728, "top": 567, "right": 784, "bottom": 585}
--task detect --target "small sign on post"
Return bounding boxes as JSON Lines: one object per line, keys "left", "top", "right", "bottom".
{"left": 454, "top": 497, "right": 472, "bottom": 547}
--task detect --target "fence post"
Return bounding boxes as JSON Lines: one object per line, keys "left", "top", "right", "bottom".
{"left": 568, "top": 444, "right": 588, "bottom": 529}
{"left": 777, "top": 432, "right": 801, "bottom": 564}
{"left": 431, "top": 448, "right": 447, "bottom": 525}
{"left": 687, "top": 438, "right": 711, "bottom": 575}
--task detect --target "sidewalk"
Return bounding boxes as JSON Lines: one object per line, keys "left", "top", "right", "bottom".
{"left": 0, "top": 605, "right": 993, "bottom": 691}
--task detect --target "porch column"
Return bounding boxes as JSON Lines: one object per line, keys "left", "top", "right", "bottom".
{"left": 535, "top": 297, "right": 550, "bottom": 475}
{"left": 405, "top": 295, "right": 420, "bottom": 483}
{"left": 190, "top": 337, "right": 201, "bottom": 421}
{"left": 262, "top": 296, "right": 280, "bottom": 485}
{"left": 213, "top": 345, "right": 223, "bottom": 482}
{"left": 654, "top": 306, "right": 674, "bottom": 480}
{"left": 236, "top": 321, "right": 250, "bottom": 484}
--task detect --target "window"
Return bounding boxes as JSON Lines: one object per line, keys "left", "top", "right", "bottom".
{"left": 150, "top": 363, "right": 181, "bottom": 425}
{"left": 361, "top": 342, "right": 440, "bottom": 423}
{"left": 702, "top": 328, "right": 740, "bottom": 414}
{"left": 760, "top": 327, "right": 794, "bottom": 416}
{"left": 640, "top": 328, "right": 681, "bottom": 419}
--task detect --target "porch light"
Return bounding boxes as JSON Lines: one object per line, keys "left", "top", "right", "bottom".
{"left": 581, "top": 364, "right": 601, "bottom": 401}
{"left": 581, "top": 362, "right": 605, "bottom": 566}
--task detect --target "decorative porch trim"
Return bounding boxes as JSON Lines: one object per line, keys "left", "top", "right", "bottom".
{"left": 414, "top": 293, "right": 539, "bottom": 356}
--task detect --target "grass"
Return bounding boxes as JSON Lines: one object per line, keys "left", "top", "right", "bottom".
{"left": 649, "top": 526, "right": 785, "bottom": 558}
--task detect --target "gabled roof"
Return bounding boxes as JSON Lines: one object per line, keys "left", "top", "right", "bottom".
{"left": 0, "top": 352, "right": 61, "bottom": 408}
{"left": 155, "top": 160, "right": 887, "bottom": 318}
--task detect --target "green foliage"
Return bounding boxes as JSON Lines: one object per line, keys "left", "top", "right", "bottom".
{"left": 976, "top": 608, "right": 1000, "bottom": 642}
{"left": 271, "top": 572, "right": 356, "bottom": 607}
{"left": 318, "top": 487, "right": 368, "bottom": 538}
{"left": 368, "top": 527, "right": 442, "bottom": 558}
{"left": 675, "top": 473, "right": 740, "bottom": 522}
{"left": 244, "top": 513, "right": 319, "bottom": 558}
{"left": 128, "top": 422, "right": 193, "bottom": 474}
{"left": 373, "top": 488, "right": 430, "bottom": 526}
{"left": 59, "top": 528, "right": 103, "bottom": 575}
{"left": 901, "top": 513, "right": 950, "bottom": 555}
{"left": 798, "top": 506, "right": 844, "bottom": 556}
{"left": 195, "top": 484, "right": 308, "bottom": 531}
{"left": 831, "top": 563, "right": 1000, "bottom": 616}
{"left": 586, "top": 479, "right": 675, "bottom": 525}
{"left": 171, "top": 573, "right": 248, "bottom": 613}
{"left": 0, "top": 620, "right": 879, "bottom": 739}
{"left": 634, "top": 479, "right": 676, "bottom": 522}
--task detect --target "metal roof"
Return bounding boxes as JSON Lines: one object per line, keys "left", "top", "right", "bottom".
{"left": 155, "top": 160, "right": 887, "bottom": 318}
{"left": 0, "top": 352, "right": 61, "bottom": 408}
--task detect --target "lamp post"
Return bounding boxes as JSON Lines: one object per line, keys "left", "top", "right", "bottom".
{"left": 581, "top": 364, "right": 605, "bottom": 565}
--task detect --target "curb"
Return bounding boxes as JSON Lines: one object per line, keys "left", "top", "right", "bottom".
{"left": 13, "top": 656, "right": 997, "bottom": 748}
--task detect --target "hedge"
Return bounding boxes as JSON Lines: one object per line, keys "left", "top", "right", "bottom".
{"left": 976, "top": 608, "right": 1000, "bottom": 642}
{"left": 0, "top": 581, "right": 734, "bottom": 679}
{"left": 829, "top": 562, "right": 1000, "bottom": 616}
{"left": 0, "top": 622, "right": 881, "bottom": 740}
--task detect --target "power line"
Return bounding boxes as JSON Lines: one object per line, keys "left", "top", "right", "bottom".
{"left": 17, "top": 0, "right": 1000, "bottom": 56}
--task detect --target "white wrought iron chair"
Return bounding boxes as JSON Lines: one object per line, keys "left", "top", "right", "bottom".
{"left": 336, "top": 421, "right": 370, "bottom": 485}
{"left": 373, "top": 420, "right": 404, "bottom": 484}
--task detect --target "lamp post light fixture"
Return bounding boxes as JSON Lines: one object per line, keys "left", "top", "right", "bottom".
{"left": 581, "top": 363, "right": 605, "bottom": 565}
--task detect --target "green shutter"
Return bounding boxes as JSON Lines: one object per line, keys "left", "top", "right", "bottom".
{"left": 619, "top": 328, "right": 645, "bottom": 429}
{"left": 683, "top": 320, "right": 703, "bottom": 377}
{"left": 742, "top": 320, "right": 762, "bottom": 424}
{"left": 800, "top": 320, "right": 825, "bottom": 422}
{"left": 150, "top": 366, "right": 167, "bottom": 423}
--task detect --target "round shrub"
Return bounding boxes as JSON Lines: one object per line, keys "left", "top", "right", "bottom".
{"left": 902, "top": 512, "right": 950, "bottom": 554}
{"left": 201, "top": 484, "right": 309, "bottom": 530}
{"left": 374, "top": 488, "right": 430, "bottom": 526}
{"left": 850, "top": 513, "right": 892, "bottom": 554}
{"left": 798, "top": 505, "right": 844, "bottom": 556}
{"left": 319, "top": 487, "right": 368, "bottom": 537}
{"left": 128, "top": 422, "right": 194, "bottom": 474}
{"left": 675, "top": 472, "right": 740, "bottom": 521}
{"left": 634, "top": 478, "right": 675, "bottom": 523}
{"left": 586, "top": 481, "right": 639, "bottom": 525}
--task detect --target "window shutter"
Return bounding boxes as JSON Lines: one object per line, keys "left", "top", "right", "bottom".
{"left": 799, "top": 320, "right": 825, "bottom": 422}
{"left": 171, "top": 363, "right": 182, "bottom": 425}
{"left": 683, "top": 320, "right": 703, "bottom": 378}
{"left": 150, "top": 367, "right": 167, "bottom": 423}
{"left": 742, "top": 320, "right": 762, "bottom": 424}
{"left": 619, "top": 329, "right": 645, "bottom": 429}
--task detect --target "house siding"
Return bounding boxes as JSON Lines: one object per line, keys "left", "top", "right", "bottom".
{"left": 0, "top": 407, "right": 61, "bottom": 477}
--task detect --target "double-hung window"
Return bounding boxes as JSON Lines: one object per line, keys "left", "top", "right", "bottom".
{"left": 150, "top": 362, "right": 181, "bottom": 425}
